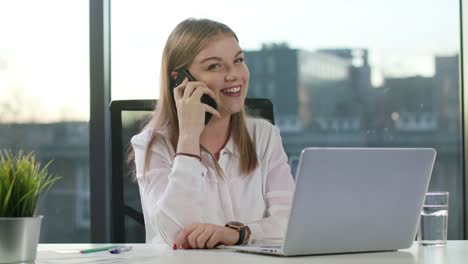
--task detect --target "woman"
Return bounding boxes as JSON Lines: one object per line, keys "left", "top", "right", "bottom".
{"left": 131, "top": 18, "right": 294, "bottom": 250}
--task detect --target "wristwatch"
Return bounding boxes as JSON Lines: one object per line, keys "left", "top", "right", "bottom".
{"left": 225, "top": 221, "right": 251, "bottom": 245}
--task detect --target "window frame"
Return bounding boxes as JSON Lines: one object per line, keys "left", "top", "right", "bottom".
{"left": 460, "top": 0, "right": 468, "bottom": 240}
{"left": 89, "top": 0, "right": 111, "bottom": 242}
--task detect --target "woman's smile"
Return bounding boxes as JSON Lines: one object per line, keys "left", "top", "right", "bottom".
{"left": 220, "top": 85, "right": 242, "bottom": 97}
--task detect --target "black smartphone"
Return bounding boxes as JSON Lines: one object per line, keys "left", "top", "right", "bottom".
{"left": 171, "top": 69, "right": 218, "bottom": 125}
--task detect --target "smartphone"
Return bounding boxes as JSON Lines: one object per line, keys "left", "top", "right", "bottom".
{"left": 171, "top": 69, "right": 218, "bottom": 125}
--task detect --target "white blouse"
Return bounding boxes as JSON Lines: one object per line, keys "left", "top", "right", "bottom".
{"left": 131, "top": 117, "right": 295, "bottom": 245}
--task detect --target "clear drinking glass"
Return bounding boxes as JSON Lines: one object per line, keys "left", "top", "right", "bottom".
{"left": 418, "top": 192, "right": 449, "bottom": 246}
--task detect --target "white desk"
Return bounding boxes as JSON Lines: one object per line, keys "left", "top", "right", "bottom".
{"left": 37, "top": 241, "right": 467, "bottom": 264}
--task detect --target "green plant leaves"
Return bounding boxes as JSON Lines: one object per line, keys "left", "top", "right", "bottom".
{"left": 0, "top": 150, "right": 61, "bottom": 217}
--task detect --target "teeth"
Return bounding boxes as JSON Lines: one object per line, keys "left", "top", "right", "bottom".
{"left": 223, "top": 86, "right": 241, "bottom": 94}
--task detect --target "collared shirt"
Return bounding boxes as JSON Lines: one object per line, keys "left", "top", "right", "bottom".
{"left": 131, "top": 117, "right": 295, "bottom": 245}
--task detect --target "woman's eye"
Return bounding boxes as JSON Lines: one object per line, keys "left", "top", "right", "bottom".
{"left": 235, "top": 57, "right": 244, "bottom": 63}
{"left": 208, "top": 64, "right": 221, "bottom": 70}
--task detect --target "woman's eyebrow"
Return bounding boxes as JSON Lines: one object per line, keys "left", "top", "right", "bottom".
{"left": 200, "top": 56, "right": 222, "bottom": 64}
{"left": 199, "top": 50, "right": 244, "bottom": 64}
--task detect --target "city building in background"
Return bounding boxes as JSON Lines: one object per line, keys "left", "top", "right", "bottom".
{"left": 246, "top": 46, "right": 372, "bottom": 133}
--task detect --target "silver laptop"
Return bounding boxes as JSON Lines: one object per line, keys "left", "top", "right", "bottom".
{"left": 229, "top": 148, "right": 436, "bottom": 256}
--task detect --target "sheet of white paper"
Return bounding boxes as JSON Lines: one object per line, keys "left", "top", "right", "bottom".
{"left": 36, "top": 245, "right": 244, "bottom": 264}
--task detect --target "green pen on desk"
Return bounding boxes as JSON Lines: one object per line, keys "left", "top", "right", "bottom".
{"left": 80, "top": 246, "right": 120, "bottom": 254}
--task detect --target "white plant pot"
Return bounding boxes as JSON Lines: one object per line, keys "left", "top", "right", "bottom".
{"left": 0, "top": 215, "right": 43, "bottom": 264}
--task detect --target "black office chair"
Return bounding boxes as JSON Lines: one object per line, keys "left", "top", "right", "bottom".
{"left": 109, "top": 98, "right": 274, "bottom": 243}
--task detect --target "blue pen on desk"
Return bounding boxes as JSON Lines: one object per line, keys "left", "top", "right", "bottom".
{"left": 109, "top": 246, "right": 133, "bottom": 254}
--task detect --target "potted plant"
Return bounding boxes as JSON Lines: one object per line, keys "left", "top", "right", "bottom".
{"left": 0, "top": 150, "right": 61, "bottom": 263}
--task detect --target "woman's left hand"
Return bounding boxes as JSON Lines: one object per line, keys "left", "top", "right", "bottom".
{"left": 173, "top": 223, "right": 239, "bottom": 249}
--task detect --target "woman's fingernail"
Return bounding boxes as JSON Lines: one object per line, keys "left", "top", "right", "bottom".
{"left": 173, "top": 243, "right": 177, "bottom": 250}
{"left": 182, "top": 242, "right": 191, "bottom": 249}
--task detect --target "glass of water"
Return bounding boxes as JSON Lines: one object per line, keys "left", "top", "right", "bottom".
{"left": 418, "top": 192, "right": 449, "bottom": 246}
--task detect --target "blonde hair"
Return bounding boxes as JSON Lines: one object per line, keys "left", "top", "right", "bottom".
{"left": 130, "top": 18, "right": 258, "bottom": 177}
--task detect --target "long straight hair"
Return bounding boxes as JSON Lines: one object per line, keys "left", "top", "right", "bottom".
{"left": 129, "top": 18, "right": 258, "bottom": 177}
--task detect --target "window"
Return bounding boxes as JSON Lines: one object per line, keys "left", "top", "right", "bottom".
{"left": 0, "top": 1, "right": 90, "bottom": 242}
{"left": 111, "top": 0, "right": 463, "bottom": 239}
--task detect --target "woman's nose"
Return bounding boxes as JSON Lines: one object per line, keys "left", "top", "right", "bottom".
{"left": 225, "top": 74, "right": 237, "bottom": 81}
{"left": 225, "top": 67, "right": 239, "bottom": 81}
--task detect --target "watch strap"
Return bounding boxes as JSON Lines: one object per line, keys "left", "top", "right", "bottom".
{"left": 235, "top": 226, "right": 246, "bottom": 245}
{"left": 225, "top": 223, "right": 246, "bottom": 245}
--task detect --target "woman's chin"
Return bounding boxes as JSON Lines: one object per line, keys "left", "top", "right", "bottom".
{"left": 217, "top": 104, "right": 244, "bottom": 117}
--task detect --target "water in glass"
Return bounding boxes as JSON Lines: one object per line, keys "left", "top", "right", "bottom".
{"left": 418, "top": 204, "right": 448, "bottom": 246}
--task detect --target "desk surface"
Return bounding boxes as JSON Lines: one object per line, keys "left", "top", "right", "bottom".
{"left": 37, "top": 241, "right": 467, "bottom": 264}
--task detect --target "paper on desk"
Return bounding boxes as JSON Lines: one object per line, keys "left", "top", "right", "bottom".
{"left": 51, "top": 250, "right": 81, "bottom": 254}
{"left": 37, "top": 245, "right": 160, "bottom": 264}
{"left": 36, "top": 244, "right": 242, "bottom": 264}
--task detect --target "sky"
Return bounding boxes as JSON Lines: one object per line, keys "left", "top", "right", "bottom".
{"left": 0, "top": 0, "right": 460, "bottom": 123}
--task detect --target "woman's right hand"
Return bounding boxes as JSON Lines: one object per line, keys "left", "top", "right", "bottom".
{"left": 173, "top": 77, "right": 221, "bottom": 154}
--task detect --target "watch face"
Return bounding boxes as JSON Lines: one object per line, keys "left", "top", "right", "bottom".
{"left": 227, "top": 221, "right": 244, "bottom": 228}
